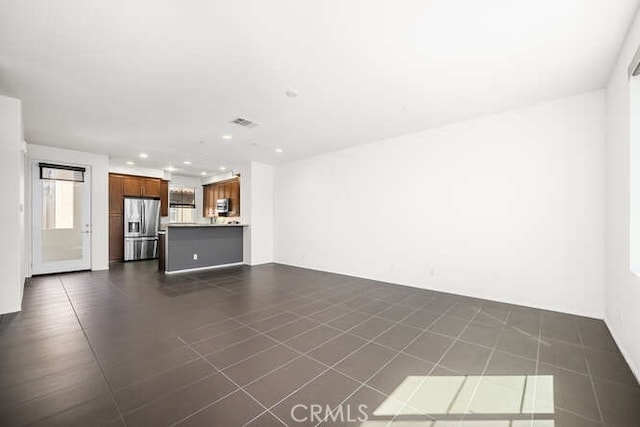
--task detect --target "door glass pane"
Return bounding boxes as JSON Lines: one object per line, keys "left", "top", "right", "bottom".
{"left": 41, "top": 179, "right": 84, "bottom": 262}
{"left": 40, "top": 165, "right": 84, "bottom": 182}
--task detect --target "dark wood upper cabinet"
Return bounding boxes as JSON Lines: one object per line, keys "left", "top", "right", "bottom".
{"left": 123, "top": 176, "right": 143, "bottom": 196}
{"left": 202, "top": 177, "right": 240, "bottom": 217}
{"left": 109, "top": 174, "right": 124, "bottom": 214}
{"left": 214, "top": 184, "right": 221, "bottom": 203}
{"left": 203, "top": 184, "right": 215, "bottom": 217}
{"left": 142, "top": 178, "right": 161, "bottom": 198}
{"left": 110, "top": 173, "right": 166, "bottom": 262}
{"left": 122, "top": 175, "right": 162, "bottom": 197}
{"left": 228, "top": 179, "right": 240, "bottom": 216}
{"left": 160, "top": 180, "right": 169, "bottom": 216}
{"left": 219, "top": 182, "right": 227, "bottom": 199}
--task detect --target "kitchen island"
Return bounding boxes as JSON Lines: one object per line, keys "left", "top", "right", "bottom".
{"left": 159, "top": 224, "right": 248, "bottom": 273}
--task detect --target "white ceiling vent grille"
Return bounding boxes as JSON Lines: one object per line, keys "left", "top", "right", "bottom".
{"left": 230, "top": 117, "right": 259, "bottom": 129}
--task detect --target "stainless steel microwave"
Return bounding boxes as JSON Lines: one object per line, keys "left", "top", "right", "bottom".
{"left": 216, "top": 198, "right": 229, "bottom": 213}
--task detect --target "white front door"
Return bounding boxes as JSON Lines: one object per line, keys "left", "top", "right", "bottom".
{"left": 32, "top": 162, "right": 91, "bottom": 274}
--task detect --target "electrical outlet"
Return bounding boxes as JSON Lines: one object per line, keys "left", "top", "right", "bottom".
{"left": 193, "top": 254, "right": 198, "bottom": 260}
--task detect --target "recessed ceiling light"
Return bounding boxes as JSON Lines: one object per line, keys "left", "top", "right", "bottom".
{"left": 139, "top": 153, "right": 149, "bottom": 159}
{"left": 201, "top": 171, "right": 207, "bottom": 176}
{"left": 219, "top": 166, "right": 227, "bottom": 171}
{"left": 275, "top": 148, "right": 284, "bottom": 153}
{"left": 285, "top": 90, "right": 298, "bottom": 98}
{"left": 165, "top": 166, "right": 177, "bottom": 172}
{"left": 183, "top": 160, "right": 192, "bottom": 165}
{"left": 222, "top": 134, "right": 232, "bottom": 140}
{"left": 125, "top": 161, "right": 135, "bottom": 166}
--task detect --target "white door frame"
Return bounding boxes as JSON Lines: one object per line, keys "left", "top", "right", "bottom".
{"left": 31, "top": 161, "right": 92, "bottom": 274}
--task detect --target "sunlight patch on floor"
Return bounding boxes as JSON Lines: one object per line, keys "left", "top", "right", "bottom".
{"left": 360, "top": 421, "right": 554, "bottom": 426}
{"left": 372, "top": 375, "right": 554, "bottom": 421}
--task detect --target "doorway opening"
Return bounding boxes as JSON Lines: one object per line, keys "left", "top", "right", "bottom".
{"left": 31, "top": 162, "right": 91, "bottom": 274}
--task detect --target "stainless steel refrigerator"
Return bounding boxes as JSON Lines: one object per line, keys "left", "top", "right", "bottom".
{"left": 124, "top": 197, "right": 161, "bottom": 261}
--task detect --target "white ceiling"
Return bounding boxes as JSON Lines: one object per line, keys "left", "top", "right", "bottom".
{"left": 0, "top": 0, "right": 637, "bottom": 175}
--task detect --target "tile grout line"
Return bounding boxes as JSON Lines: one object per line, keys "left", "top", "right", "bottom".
{"left": 23, "top": 266, "right": 632, "bottom": 426}
{"left": 185, "top": 285, "right": 413, "bottom": 358}
{"left": 230, "top": 299, "right": 432, "bottom": 424}
{"left": 98, "top": 286, "right": 365, "bottom": 372}
{"left": 56, "top": 276, "right": 128, "bottom": 427}
{"left": 189, "top": 292, "right": 382, "bottom": 356}
{"left": 173, "top": 283, "right": 366, "bottom": 338}
{"left": 127, "top": 295, "right": 487, "bottom": 426}
{"left": 529, "top": 318, "right": 604, "bottom": 425}
{"left": 115, "top": 371, "right": 222, "bottom": 420}
{"left": 167, "top": 295, "right": 415, "bottom": 427}
{"left": 311, "top": 300, "right": 469, "bottom": 426}
{"left": 226, "top": 305, "right": 470, "bottom": 392}
{"left": 172, "top": 336, "right": 290, "bottom": 427}
{"left": 458, "top": 308, "right": 514, "bottom": 424}
{"left": 573, "top": 317, "right": 605, "bottom": 424}
{"left": 119, "top": 294, "right": 392, "bottom": 421}
{"left": 290, "top": 286, "right": 627, "bottom": 360}
{"left": 112, "top": 290, "right": 376, "bottom": 418}
{"left": 109, "top": 287, "right": 411, "bottom": 400}
{"left": 238, "top": 298, "right": 441, "bottom": 426}
{"left": 198, "top": 294, "right": 430, "bottom": 384}
{"left": 275, "top": 305, "right": 555, "bottom": 370}
{"left": 275, "top": 283, "right": 603, "bottom": 361}
{"left": 531, "top": 309, "right": 543, "bottom": 425}
{"left": 385, "top": 303, "right": 485, "bottom": 426}
{"left": 0, "top": 357, "right": 116, "bottom": 413}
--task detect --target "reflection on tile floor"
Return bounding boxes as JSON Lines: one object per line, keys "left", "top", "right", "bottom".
{"left": 374, "top": 375, "right": 554, "bottom": 416}
{"left": 0, "top": 261, "right": 638, "bottom": 426}
{"left": 360, "top": 422, "right": 554, "bottom": 427}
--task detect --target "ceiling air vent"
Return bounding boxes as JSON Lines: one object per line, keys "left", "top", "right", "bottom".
{"left": 230, "top": 117, "right": 259, "bottom": 129}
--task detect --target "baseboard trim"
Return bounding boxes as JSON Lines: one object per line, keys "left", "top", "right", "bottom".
{"left": 273, "top": 261, "right": 605, "bottom": 319}
{"left": 248, "top": 261, "right": 276, "bottom": 266}
{"left": 604, "top": 317, "right": 640, "bottom": 384}
{"left": 0, "top": 306, "right": 22, "bottom": 316}
{"left": 165, "top": 262, "right": 245, "bottom": 275}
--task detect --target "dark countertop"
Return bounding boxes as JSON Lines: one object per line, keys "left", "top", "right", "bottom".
{"left": 165, "top": 223, "right": 248, "bottom": 228}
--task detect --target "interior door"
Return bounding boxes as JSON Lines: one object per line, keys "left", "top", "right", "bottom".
{"left": 32, "top": 163, "right": 91, "bottom": 274}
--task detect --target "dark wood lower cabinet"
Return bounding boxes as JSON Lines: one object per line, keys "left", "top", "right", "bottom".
{"left": 109, "top": 214, "right": 123, "bottom": 261}
{"left": 160, "top": 180, "right": 169, "bottom": 217}
{"left": 158, "top": 232, "right": 166, "bottom": 272}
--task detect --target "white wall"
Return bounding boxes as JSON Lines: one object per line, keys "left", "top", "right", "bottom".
{"left": 604, "top": 8, "right": 640, "bottom": 381}
{"left": 202, "top": 171, "right": 236, "bottom": 185}
{"left": 241, "top": 162, "right": 274, "bottom": 265}
{"left": 109, "top": 164, "right": 165, "bottom": 179}
{"left": 19, "top": 141, "right": 26, "bottom": 304}
{"left": 247, "top": 162, "right": 274, "bottom": 265}
{"left": 27, "top": 144, "right": 109, "bottom": 273}
{"left": 275, "top": 91, "right": 606, "bottom": 318}
{"left": 629, "top": 76, "right": 640, "bottom": 273}
{"left": 0, "top": 95, "right": 25, "bottom": 314}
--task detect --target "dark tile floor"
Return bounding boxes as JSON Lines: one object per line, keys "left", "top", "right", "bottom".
{"left": 0, "top": 261, "right": 638, "bottom": 426}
